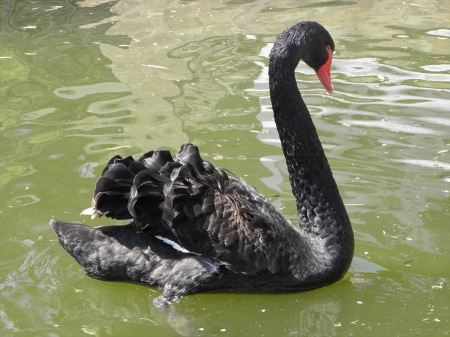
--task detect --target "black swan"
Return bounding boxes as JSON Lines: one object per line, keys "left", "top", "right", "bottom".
{"left": 51, "top": 21, "right": 354, "bottom": 305}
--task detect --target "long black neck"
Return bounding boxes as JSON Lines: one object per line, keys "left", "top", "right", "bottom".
{"left": 269, "top": 49, "right": 354, "bottom": 282}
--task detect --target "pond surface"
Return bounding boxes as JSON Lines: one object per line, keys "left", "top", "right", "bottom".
{"left": 1, "top": 0, "right": 449, "bottom": 336}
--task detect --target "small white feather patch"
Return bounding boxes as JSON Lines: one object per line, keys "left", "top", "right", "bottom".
{"left": 80, "top": 207, "right": 95, "bottom": 216}
{"left": 155, "top": 236, "right": 194, "bottom": 254}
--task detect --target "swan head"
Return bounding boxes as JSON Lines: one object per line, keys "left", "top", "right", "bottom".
{"left": 270, "top": 21, "right": 335, "bottom": 94}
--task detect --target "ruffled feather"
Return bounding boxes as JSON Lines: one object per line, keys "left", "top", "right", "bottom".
{"left": 87, "top": 144, "right": 285, "bottom": 275}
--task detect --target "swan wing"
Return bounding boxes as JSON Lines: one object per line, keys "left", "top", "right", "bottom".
{"left": 90, "top": 144, "right": 286, "bottom": 276}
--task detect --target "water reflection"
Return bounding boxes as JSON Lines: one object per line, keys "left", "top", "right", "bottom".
{"left": 54, "top": 82, "right": 130, "bottom": 100}
{"left": 166, "top": 35, "right": 263, "bottom": 133}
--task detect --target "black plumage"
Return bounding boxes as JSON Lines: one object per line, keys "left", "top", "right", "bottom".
{"left": 51, "top": 21, "right": 354, "bottom": 305}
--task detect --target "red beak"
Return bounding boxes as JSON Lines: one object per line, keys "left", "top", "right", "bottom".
{"left": 315, "top": 46, "right": 333, "bottom": 94}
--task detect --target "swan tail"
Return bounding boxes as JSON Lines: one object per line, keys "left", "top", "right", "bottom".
{"left": 49, "top": 220, "right": 218, "bottom": 299}
{"left": 50, "top": 219, "right": 155, "bottom": 284}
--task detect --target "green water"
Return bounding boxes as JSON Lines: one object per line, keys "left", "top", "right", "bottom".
{"left": 1, "top": 0, "right": 449, "bottom": 336}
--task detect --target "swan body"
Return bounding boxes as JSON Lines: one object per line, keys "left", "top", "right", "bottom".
{"left": 51, "top": 21, "right": 354, "bottom": 304}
